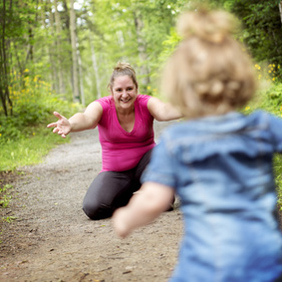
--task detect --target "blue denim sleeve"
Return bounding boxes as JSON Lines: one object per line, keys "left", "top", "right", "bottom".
{"left": 141, "top": 135, "right": 176, "bottom": 188}
{"left": 267, "top": 112, "right": 282, "bottom": 152}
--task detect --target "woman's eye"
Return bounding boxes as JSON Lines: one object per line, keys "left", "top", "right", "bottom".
{"left": 127, "top": 87, "right": 133, "bottom": 91}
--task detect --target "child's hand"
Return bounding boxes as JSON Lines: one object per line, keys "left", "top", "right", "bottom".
{"left": 112, "top": 208, "right": 131, "bottom": 238}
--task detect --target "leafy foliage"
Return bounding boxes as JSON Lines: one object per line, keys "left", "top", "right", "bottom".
{"left": 0, "top": 71, "right": 81, "bottom": 173}
{"left": 245, "top": 79, "right": 282, "bottom": 209}
{"left": 226, "top": 1, "right": 282, "bottom": 81}
{"left": 0, "top": 71, "right": 80, "bottom": 146}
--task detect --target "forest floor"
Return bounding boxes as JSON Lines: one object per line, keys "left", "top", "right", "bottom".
{"left": 0, "top": 121, "right": 183, "bottom": 282}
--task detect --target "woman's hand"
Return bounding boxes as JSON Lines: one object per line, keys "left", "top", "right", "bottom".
{"left": 47, "top": 112, "right": 71, "bottom": 138}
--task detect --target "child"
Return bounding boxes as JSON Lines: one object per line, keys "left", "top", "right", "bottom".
{"left": 112, "top": 6, "right": 282, "bottom": 282}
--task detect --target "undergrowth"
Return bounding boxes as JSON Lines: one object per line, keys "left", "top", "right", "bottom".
{"left": 0, "top": 71, "right": 82, "bottom": 170}
{"left": 245, "top": 81, "right": 282, "bottom": 209}
{"left": 0, "top": 72, "right": 82, "bottom": 226}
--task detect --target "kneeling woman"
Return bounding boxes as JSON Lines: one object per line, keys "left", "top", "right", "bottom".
{"left": 47, "top": 62, "right": 181, "bottom": 220}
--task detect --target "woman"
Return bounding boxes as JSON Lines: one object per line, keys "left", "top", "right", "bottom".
{"left": 47, "top": 62, "right": 181, "bottom": 220}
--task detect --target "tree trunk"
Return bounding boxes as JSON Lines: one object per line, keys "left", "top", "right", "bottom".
{"left": 54, "top": 0, "right": 65, "bottom": 95}
{"left": 70, "top": 0, "right": 80, "bottom": 103}
{"left": 77, "top": 46, "right": 85, "bottom": 106}
{"left": 25, "top": 0, "right": 36, "bottom": 65}
{"left": 116, "top": 30, "right": 127, "bottom": 63}
{"left": 48, "top": 0, "right": 59, "bottom": 93}
{"left": 279, "top": 1, "right": 282, "bottom": 24}
{"left": 90, "top": 38, "right": 101, "bottom": 99}
{"left": 0, "top": 0, "right": 12, "bottom": 116}
{"left": 62, "top": 0, "right": 74, "bottom": 97}
{"left": 0, "top": 0, "right": 7, "bottom": 116}
{"left": 25, "top": 25, "right": 34, "bottom": 64}
{"left": 4, "top": 38, "right": 12, "bottom": 115}
{"left": 41, "top": 1, "right": 56, "bottom": 91}
{"left": 134, "top": 11, "right": 150, "bottom": 90}
{"left": 0, "top": 50, "right": 8, "bottom": 116}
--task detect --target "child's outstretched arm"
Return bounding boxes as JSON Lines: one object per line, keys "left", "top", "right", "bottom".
{"left": 112, "top": 182, "right": 174, "bottom": 238}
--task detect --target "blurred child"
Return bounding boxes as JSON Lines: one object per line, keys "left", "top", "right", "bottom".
{"left": 112, "top": 6, "right": 282, "bottom": 282}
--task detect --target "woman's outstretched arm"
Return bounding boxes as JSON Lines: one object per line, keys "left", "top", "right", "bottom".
{"left": 112, "top": 182, "right": 174, "bottom": 238}
{"left": 147, "top": 97, "right": 182, "bottom": 121}
{"left": 47, "top": 101, "right": 103, "bottom": 138}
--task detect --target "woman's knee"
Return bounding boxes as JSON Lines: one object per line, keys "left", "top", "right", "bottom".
{"left": 82, "top": 200, "right": 113, "bottom": 220}
{"left": 82, "top": 171, "right": 132, "bottom": 220}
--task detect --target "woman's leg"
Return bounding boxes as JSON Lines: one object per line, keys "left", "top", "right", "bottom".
{"left": 83, "top": 148, "right": 154, "bottom": 220}
{"left": 133, "top": 148, "right": 175, "bottom": 210}
{"left": 132, "top": 148, "right": 153, "bottom": 191}
{"left": 82, "top": 170, "right": 135, "bottom": 220}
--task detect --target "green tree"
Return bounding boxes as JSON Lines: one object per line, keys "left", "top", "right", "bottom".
{"left": 0, "top": 0, "right": 39, "bottom": 116}
{"left": 212, "top": 0, "right": 282, "bottom": 80}
{"left": 233, "top": 1, "right": 282, "bottom": 64}
{"left": 77, "top": 0, "right": 187, "bottom": 100}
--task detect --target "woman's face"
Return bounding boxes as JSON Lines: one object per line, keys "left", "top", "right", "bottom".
{"left": 111, "top": 75, "right": 138, "bottom": 112}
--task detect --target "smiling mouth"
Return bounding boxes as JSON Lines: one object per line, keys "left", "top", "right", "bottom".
{"left": 121, "top": 99, "right": 131, "bottom": 103}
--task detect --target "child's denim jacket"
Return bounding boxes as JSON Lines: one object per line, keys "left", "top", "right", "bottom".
{"left": 142, "top": 110, "right": 282, "bottom": 282}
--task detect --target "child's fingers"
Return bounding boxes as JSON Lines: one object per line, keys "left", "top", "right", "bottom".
{"left": 112, "top": 209, "right": 131, "bottom": 238}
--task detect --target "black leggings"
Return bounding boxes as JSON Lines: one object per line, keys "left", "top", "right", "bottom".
{"left": 82, "top": 149, "right": 152, "bottom": 220}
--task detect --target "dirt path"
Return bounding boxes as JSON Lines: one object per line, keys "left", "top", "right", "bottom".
{"left": 0, "top": 121, "right": 183, "bottom": 282}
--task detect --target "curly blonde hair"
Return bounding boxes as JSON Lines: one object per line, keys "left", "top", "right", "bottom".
{"left": 162, "top": 7, "right": 256, "bottom": 118}
{"left": 108, "top": 62, "right": 138, "bottom": 91}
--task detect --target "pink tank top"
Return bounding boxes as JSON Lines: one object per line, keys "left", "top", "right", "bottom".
{"left": 96, "top": 95, "right": 156, "bottom": 172}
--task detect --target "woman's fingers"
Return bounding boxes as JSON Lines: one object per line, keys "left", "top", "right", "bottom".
{"left": 52, "top": 127, "right": 66, "bottom": 138}
{"left": 58, "top": 128, "right": 67, "bottom": 138}
{"left": 53, "top": 111, "right": 65, "bottom": 120}
{"left": 47, "top": 122, "right": 57, "bottom": 128}
{"left": 47, "top": 112, "right": 67, "bottom": 128}
{"left": 47, "top": 112, "right": 63, "bottom": 128}
{"left": 47, "top": 111, "right": 69, "bottom": 138}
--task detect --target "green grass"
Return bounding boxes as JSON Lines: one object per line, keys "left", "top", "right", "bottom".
{"left": 0, "top": 184, "right": 13, "bottom": 208}
{"left": 0, "top": 116, "right": 74, "bottom": 228}
{"left": 0, "top": 183, "right": 16, "bottom": 227}
{"left": 0, "top": 95, "right": 80, "bottom": 224}
{"left": 0, "top": 126, "right": 70, "bottom": 171}
{"left": 274, "top": 154, "right": 282, "bottom": 209}
{"left": 0, "top": 72, "right": 83, "bottom": 231}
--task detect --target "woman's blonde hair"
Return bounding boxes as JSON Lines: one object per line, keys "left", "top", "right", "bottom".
{"left": 162, "top": 7, "right": 256, "bottom": 118}
{"left": 108, "top": 62, "right": 138, "bottom": 91}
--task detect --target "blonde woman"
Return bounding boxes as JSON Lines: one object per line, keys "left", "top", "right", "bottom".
{"left": 113, "top": 7, "right": 282, "bottom": 282}
{"left": 48, "top": 62, "right": 180, "bottom": 220}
